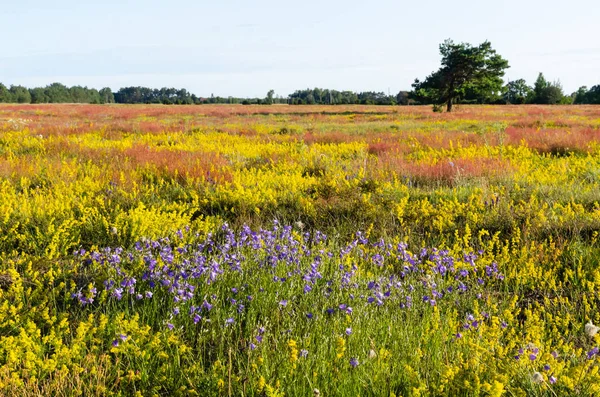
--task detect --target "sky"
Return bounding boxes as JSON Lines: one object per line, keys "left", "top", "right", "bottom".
{"left": 2, "top": 0, "right": 599, "bottom": 97}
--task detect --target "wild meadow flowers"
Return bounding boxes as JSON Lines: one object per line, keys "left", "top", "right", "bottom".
{"left": 1, "top": 104, "right": 600, "bottom": 395}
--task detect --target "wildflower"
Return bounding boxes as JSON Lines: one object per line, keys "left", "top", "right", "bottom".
{"left": 336, "top": 337, "right": 346, "bottom": 359}
{"left": 300, "top": 349, "right": 308, "bottom": 358}
{"left": 313, "top": 389, "right": 320, "bottom": 397}
{"left": 167, "top": 322, "right": 174, "bottom": 330}
{"left": 369, "top": 349, "right": 377, "bottom": 359}
{"left": 225, "top": 318, "right": 235, "bottom": 325}
{"left": 532, "top": 372, "right": 544, "bottom": 384}
{"left": 529, "top": 353, "right": 537, "bottom": 361}
{"left": 288, "top": 339, "right": 299, "bottom": 366}
{"left": 543, "top": 364, "right": 551, "bottom": 371}
{"left": 349, "top": 357, "right": 359, "bottom": 368}
{"left": 587, "top": 347, "right": 598, "bottom": 359}
{"left": 257, "top": 376, "right": 266, "bottom": 392}
{"left": 345, "top": 328, "right": 352, "bottom": 336}
{"left": 549, "top": 376, "right": 557, "bottom": 384}
{"left": 250, "top": 343, "right": 257, "bottom": 350}
{"left": 585, "top": 321, "right": 599, "bottom": 338}
{"left": 306, "top": 312, "right": 313, "bottom": 319}
{"left": 279, "top": 300, "right": 288, "bottom": 307}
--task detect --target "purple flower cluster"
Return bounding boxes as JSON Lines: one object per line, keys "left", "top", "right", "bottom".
{"left": 72, "top": 222, "right": 505, "bottom": 337}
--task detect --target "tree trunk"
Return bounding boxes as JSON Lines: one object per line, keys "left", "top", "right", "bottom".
{"left": 446, "top": 98, "right": 453, "bottom": 112}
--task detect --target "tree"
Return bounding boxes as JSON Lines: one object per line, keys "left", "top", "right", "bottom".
{"left": 504, "top": 79, "right": 532, "bottom": 104}
{"left": 265, "top": 89, "right": 275, "bottom": 105}
{"left": 573, "top": 85, "right": 600, "bottom": 104}
{"left": 9, "top": 85, "right": 31, "bottom": 103}
{"left": 396, "top": 91, "right": 411, "bottom": 105}
{"left": 586, "top": 85, "right": 600, "bottom": 104}
{"left": 45, "top": 83, "right": 71, "bottom": 102}
{"left": 0, "top": 83, "right": 12, "bottom": 103}
{"left": 530, "top": 73, "right": 565, "bottom": 104}
{"left": 412, "top": 39, "right": 509, "bottom": 112}
{"left": 30, "top": 87, "right": 49, "bottom": 103}
{"left": 99, "top": 87, "right": 115, "bottom": 104}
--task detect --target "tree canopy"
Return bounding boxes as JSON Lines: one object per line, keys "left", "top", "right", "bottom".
{"left": 412, "top": 39, "right": 509, "bottom": 111}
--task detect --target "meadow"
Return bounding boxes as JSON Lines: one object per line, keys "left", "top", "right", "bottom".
{"left": 1, "top": 103, "right": 600, "bottom": 396}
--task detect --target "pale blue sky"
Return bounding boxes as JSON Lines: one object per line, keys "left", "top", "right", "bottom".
{"left": 2, "top": 0, "right": 599, "bottom": 97}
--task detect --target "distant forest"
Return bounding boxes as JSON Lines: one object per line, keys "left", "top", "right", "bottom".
{"left": 0, "top": 76, "right": 599, "bottom": 105}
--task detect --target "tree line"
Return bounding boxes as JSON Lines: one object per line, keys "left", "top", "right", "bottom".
{"left": 0, "top": 83, "right": 116, "bottom": 104}
{"left": 1, "top": 43, "right": 599, "bottom": 109}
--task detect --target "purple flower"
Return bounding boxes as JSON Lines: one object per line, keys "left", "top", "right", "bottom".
{"left": 167, "top": 322, "right": 174, "bottom": 330}
{"left": 279, "top": 300, "right": 288, "bottom": 307}
{"left": 306, "top": 312, "right": 313, "bottom": 319}
{"left": 111, "top": 288, "right": 123, "bottom": 300}
{"left": 345, "top": 328, "right": 352, "bottom": 336}
{"left": 549, "top": 376, "right": 557, "bottom": 384}
{"left": 225, "top": 318, "right": 235, "bottom": 325}
{"left": 551, "top": 351, "right": 559, "bottom": 359}
{"left": 112, "top": 339, "right": 120, "bottom": 347}
{"left": 529, "top": 353, "right": 537, "bottom": 361}
{"left": 349, "top": 357, "right": 359, "bottom": 368}
{"left": 249, "top": 343, "right": 257, "bottom": 350}
{"left": 587, "top": 347, "right": 599, "bottom": 359}
{"left": 300, "top": 349, "right": 308, "bottom": 358}
{"left": 255, "top": 335, "right": 263, "bottom": 343}
{"left": 543, "top": 364, "right": 551, "bottom": 371}
{"left": 455, "top": 333, "right": 463, "bottom": 339}
{"left": 193, "top": 314, "right": 201, "bottom": 324}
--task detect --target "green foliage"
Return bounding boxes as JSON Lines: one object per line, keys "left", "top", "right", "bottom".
{"left": 573, "top": 85, "right": 600, "bottom": 104}
{"left": 265, "top": 89, "right": 275, "bottom": 105}
{"left": 0, "top": 83, "right": 13, "bottom": 103}
{"left": 529, "top": 73, "right": 566, "bottom": 104}
{"left": 504, "top": 79, "right": 533, "bottom": 104}
{"left": 289, "top": 88, "right": 396, "bottom": 105}
{"left": 413, "top": 39, "right": 510, "bottom": 112}
{"left": 99, "top": 87, "right": 115, "bottom": 104}
{"left": 9, "top": 85, "right": 31, "bottom": 103}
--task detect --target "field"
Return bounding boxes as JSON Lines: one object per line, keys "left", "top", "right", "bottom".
{"left": 1, "top": 103, "right": 600, "bottom": 396}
